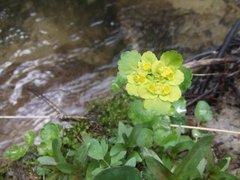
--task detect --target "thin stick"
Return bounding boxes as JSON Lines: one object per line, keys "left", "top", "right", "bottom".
{"left": 193, "top": 73, "right": 226, "bottom": 77}
{"left": 170, "top": 124, "right": 240, "bottom": 135}
{"left": 184, "top": 58, "right": 238, "bottom": 69}
{"left": 0, "top": 116, "right": 51, "bottom": 119}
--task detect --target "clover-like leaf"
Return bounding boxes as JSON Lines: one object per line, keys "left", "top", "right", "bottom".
{"left": 88, "top": 139, "right": 108, "bottom": 160}
{"left": 118, "top": 50, "right": 141, "bottom": 76}
{"left": 160, "top": 50, "right": 183, "bottom": 69}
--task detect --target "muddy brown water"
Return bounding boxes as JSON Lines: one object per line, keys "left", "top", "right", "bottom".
{"left": 0, "top": 0, "right": 240, "bottom": 170}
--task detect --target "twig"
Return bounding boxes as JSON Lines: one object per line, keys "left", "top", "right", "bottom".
{"left": 170, "top": 124, "right": 240, "bottom": 135}
{"left": 184, "top": 58, "right": 238, "bottom": 69}
{"left": 0, "top": 116, "right": 51, "bottom": 119}
{"left": 192, "top": 73, "right": 226, "bottom": 77}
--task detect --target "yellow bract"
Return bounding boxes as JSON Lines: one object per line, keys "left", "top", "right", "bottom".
{"left": 160, "top": 84, "right": 171, "bottom": 95}
{"left": 158, "top": 66, "right": 174, "bottom": 80}
{"left": 147, "top": 83, "right": 157, "bottom": 94}
{"left": 139, "top": 61, "right": 152, "bottom": 71}
{"left": 133, "top": 74, "right": 146, "bottom": 84}
{"left": 125, "top": 51, "right": 184, "bottom": 105}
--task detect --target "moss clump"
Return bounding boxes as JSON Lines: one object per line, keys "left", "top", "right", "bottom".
{"left": 62, "top": 92, "right": 131, "bottom": 148}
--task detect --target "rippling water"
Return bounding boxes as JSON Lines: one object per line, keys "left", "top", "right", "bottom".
{"left": 0, "top": 0, "right": 123, "bottom": 152}
{"left": 1, "top": 0, "right": 240, "bottom": 154}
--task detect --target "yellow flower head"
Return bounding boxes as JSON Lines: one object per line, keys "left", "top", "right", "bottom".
{"left": 147, "top": 83, "right": 157, "bottom": 94}
{"left": 158, "top": 66, "right": 174, "bottom": 80}
{"left": 133, "top": 73, "right": 146, "bottom": 84}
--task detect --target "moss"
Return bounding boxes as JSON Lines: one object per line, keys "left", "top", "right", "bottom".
{"left": 62, "top": 91, "right": 131, "bottom": 148}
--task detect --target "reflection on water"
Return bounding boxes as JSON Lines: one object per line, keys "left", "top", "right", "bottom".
{"left": 0, "top": 0, "right": 123, "bottom": 152}
{"left": 1, "top": 0, "right": 240, "bottom": 154}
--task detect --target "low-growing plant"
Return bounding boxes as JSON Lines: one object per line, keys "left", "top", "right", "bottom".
{"left": 2, "top": 50, "right": 238, "bottom": 179}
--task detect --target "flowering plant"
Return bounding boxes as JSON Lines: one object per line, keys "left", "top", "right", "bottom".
{"left": 113, "top": 50, "right": 192, "bottom": 115}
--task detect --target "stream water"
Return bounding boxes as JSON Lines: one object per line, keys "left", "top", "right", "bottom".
{"left": 1, "top": 0, "right": 240, "bottom": 155}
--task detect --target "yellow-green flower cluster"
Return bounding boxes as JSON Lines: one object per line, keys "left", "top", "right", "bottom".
{"left": 118, "top": 50, "right": 185, "bottom": 114}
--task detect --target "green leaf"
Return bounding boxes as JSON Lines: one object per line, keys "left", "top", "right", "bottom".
{"left": 210, "top": 171, "right": 238, "bottom": 180}
{"left": 40, "top": 123, "right": 62, "bottom": 143}
{"left": 125, "top": 157, "right": 136, "bottom": 167}
{"left": 171, "top": 139, "right": 194, "bottom": 157}
{"left": 110, "top": 144, "right": 125, "bottom": 156}
{"left": 56, "top": 162, "right": 77, "bottom": 174}
{"left": 74, "top": 142, "right": 89, "bottom": 165}
{"left": 145, "top": 156, "right": 173, "bottom": 180}
{"left": 173, "top": 136, "right": 213, "bottom": 180}
{"left": 38, "top": 123, "right": 62, "bottom": 156}
{"left": 128, "top": 99, "right": 158, "bottom": 124}
{"left": 100, "top": 139, "right": 108, "bottom": 158}
{"left": 128, "top": 151, "right": 142, "bottom": 162}
{"left": 153, "top": 129, "right": 179, "bottom": 149}
{"left": 111, "top": 151, "right": 127, "bottom": 166}
{"left": 172, "top": 97, "right": 186, "bottom": 117}
{"left": 160, "top": 50, "right": 183, "bottom": 68}
{"left": 111, "top": 73, "right": 127, "bottom": 92}
{"left": 194, "top": 100, "right": 213, "bottom": 123}
{"left": 88, "top": 139, "right": 108, "bottom": 160}
{"left": 117, "top": 122, "right": 133, "bottom": 143}
{"left": 23, "top": 131, "right": 35, "bottom": 147}
{"left": 93, "top": 166, "right": 141, "bottom": 180}
{"left": 127, "top": 125, "right": 142, "bottom": 147}
{"left": 197, "top": 158, "right": 207, "bottom": 177}
{"left": 86, "top": 161, "right": 101, "bottom": 180}
{"left": 179, "top": 66, "right": 192, "bottom": 92}
{"left": 217, "top": 157, "right": 231, "bottom": 172}
{"left": 142, "top": 147, "right": 162, "bottom": 163}
{"left": 3, "top": 145, "right": 27, "bottom": 161}
{"left": 37, "top": 156, "right": 57, "bottom": 166}
{"left": 144, "top": 98, "right": 171, "bottom": 115}
{"left": 52, "top": 139, "right": 66, "bottom": 164}
{"left": 118, "top": 50, "right": 141, "bottom": 76}
{"left": 136, "top": 128, "right": 153, "bottom": 148}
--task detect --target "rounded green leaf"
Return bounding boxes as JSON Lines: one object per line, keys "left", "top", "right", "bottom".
{"left": 3, "top": 145, "right": 27, "bottom": 161}
{"left": 179, "top": 66, "right": 193, "bottom": 92}
{"left": 37, "top": 156, "right": 57, "bottom": 166}
{"left": 160, "top": 50, "right": 183, "bottom": 68}
{"left": 194, "top": 101, "right": 213, "bottom": 123}
{"left": 118, "top": 50, "right": 141, "bottom": 76}
{"left": 24, "top": 130, "right": 35, "bottom": 147}
{"left": 172, "top": 97, "right": 186, "bottom": 117}
{"left": 40, "top": 123, "right": 62, "bottom": 143}
{"left": 144, "top": 98, "right": 171, "bottom": 115}
{"left": 128, "top": 100, "right": 157, "bottom": 124}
